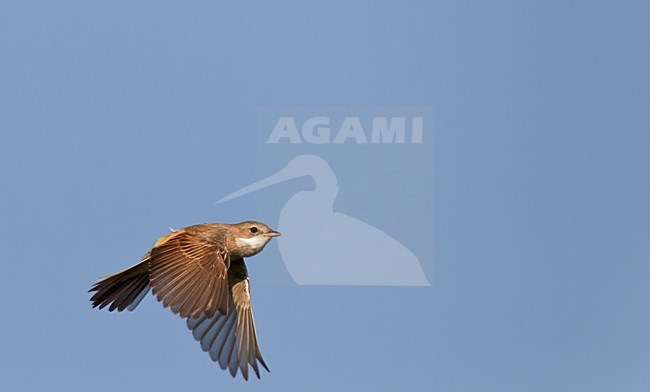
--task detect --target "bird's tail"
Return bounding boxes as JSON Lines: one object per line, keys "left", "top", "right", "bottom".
{"left": 89, "top": 253, "right": 151, "bottom": 312}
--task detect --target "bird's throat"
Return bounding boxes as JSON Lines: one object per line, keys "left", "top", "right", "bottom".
{"left": 235, "top": 236, "right": 269, "bottom": 256}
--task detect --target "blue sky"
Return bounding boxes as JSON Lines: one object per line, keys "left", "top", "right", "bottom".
{"left": 1, "top": 1, "right": 649, "bottom": 391}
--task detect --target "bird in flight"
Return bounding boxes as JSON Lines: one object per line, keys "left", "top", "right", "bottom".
{"left": 89, "top": 221, "right": 280, "bottom": 380}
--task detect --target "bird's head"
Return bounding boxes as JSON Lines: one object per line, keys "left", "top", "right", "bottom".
{"left": 228, "top": 221, "right": 281, "bottom": 258}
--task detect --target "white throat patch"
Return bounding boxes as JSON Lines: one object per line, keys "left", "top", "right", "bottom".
{"left": 236, "top": 235, "right": 268, "bottom": 249}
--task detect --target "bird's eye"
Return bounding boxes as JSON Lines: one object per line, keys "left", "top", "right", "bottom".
{"left": 250, "top": 227, "right": 258, "bottom": 233}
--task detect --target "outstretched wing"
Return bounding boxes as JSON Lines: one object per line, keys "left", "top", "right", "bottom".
{"left": 186, "top": 259, "right": 269, "bottom": 380}
{"left": 149, "top": 230, "right": 230, "bottom": 318}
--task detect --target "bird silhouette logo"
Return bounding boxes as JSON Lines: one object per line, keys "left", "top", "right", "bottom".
{"left": 217, "top": 154, "right": 430, "bottom": 286}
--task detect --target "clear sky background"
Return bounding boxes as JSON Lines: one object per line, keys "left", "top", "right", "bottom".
{"left": 1, "top": 2, "right": 649, "bottom": 391}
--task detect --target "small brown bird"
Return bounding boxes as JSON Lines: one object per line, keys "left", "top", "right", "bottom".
{"left": 89, "top": 221, "right": 280, "bottom": 380}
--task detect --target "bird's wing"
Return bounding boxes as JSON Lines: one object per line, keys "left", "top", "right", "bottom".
{"left": 186, "top": 259, "right": 269, "bottom": 381}
{"left": 149, "top": 230, "right": 230, "bottom": 318}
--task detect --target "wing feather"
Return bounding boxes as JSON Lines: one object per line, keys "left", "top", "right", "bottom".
{"left": 149, "top": 231, "right": 229, "bottom": 318}
{"left": 186, "top": 259, "right": 269, "bottom": 380}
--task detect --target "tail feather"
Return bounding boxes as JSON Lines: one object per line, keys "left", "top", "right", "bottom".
{"left": 128, "top": 283, "right": 150, "bottom": 311}
{"left": 89, "top": 254, "right": 151, "bottom": 312}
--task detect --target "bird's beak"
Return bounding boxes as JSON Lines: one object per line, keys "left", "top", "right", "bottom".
{"left": 215, "top": 158, "right": 307, "bottom": 204}
{"left": 266, "top": 230, "right": 282, "bottom": 237}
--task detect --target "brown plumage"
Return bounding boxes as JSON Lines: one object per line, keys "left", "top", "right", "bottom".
{"left": 187, "top": 259, "right": 269, "bottom": 380}
{"left": 89, "top": 221, "right": 280, "bottom": 380}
